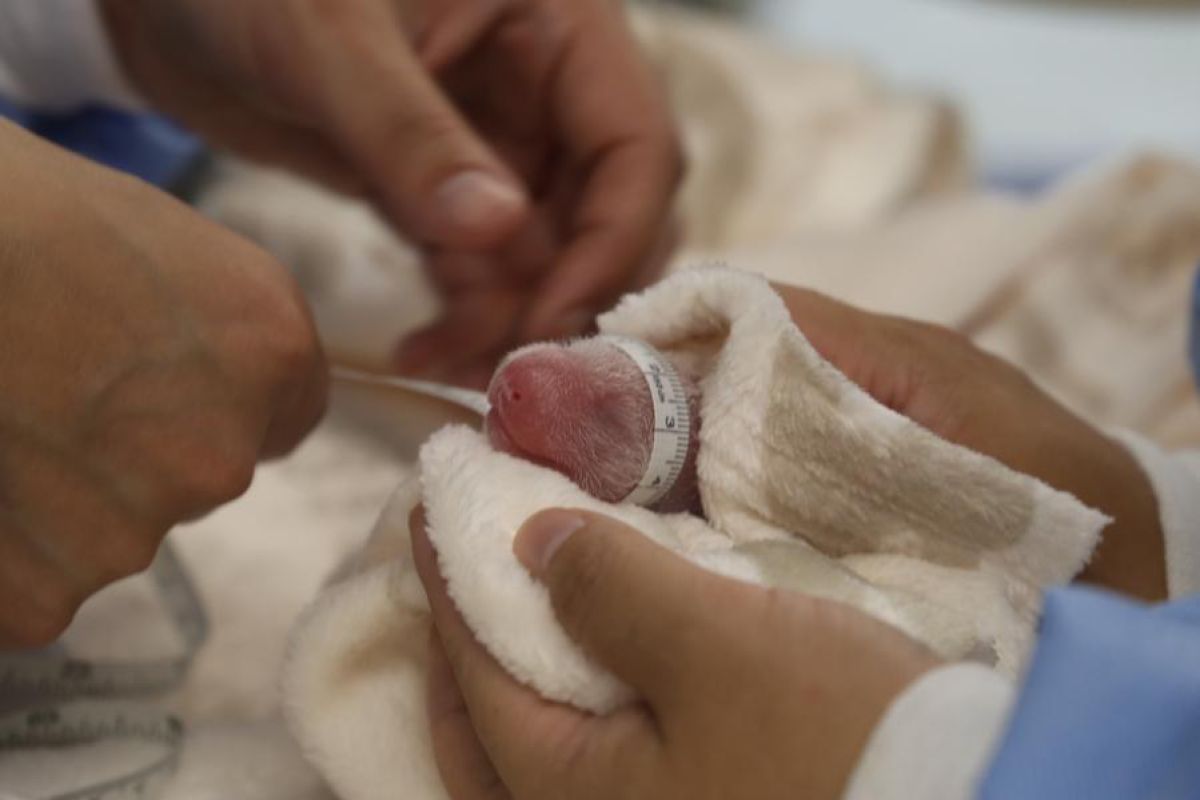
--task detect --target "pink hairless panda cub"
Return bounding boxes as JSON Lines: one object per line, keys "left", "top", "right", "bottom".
{"left": 485, "top": 337, "right": 703, "bottom": 514}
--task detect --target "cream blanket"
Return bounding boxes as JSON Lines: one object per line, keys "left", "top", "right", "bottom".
{"left": 282, "top": 269, "right": 1105, "bottom": 800}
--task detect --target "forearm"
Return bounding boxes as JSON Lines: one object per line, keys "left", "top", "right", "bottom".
{"left": 1070, "top": 429, "right": 1167, "bottom": 601}
{"left": 843, "top": 664, "right": 1015, "bottom": 800}
{"left": 0, "top": 0, "right": 141, "bottom": 110}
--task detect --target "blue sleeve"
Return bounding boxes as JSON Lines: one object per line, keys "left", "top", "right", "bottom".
{"left": 0, "top": 99, "right": 202, "bottom": 190}
{"left": 978, "top": 587, "right": 1200, "bottom": 800}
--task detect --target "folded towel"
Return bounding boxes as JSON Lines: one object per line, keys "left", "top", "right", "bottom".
{"left": 283, "top": 268, "right": 1106, "bottom": 800}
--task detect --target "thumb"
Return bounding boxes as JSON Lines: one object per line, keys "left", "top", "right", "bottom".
{"left": 514, "top": 508, "right": 737, "bottom": 712}
{"left": 304, "top": 15, "right": 528, "bottom": 248}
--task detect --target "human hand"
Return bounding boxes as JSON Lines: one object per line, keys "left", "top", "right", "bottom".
{"left": 772, "top": 284, "right": 1166, "bottom": 600}
{"left": 0, "top": 121, "right": 327, "bottom": 648}
{"left": 102, "top": 0, "right": 682, "bottom": 388}
{"left": 413, "top": 506, "right": 938, "bottom": 800}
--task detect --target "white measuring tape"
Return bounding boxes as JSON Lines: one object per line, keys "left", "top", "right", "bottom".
{"left": 0, "top": 701, "right": 182, "bottom": 800}
{"left": 0, "top": 543, "right": 206, "bottom": 800}
{"left": 602, "top": 336, "right": 693, "bottom": 508}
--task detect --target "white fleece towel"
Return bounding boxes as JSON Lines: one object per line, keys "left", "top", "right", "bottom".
{"left": 283, "top": 268, "right": 1107, "bottom": 800}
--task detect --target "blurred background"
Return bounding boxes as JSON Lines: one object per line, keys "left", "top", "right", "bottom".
{"left": 666, "top": 0, "right": 1200, "bottom": 190}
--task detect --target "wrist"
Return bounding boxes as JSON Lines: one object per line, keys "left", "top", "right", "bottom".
{"left": 843, "top": 664, "right": 1016, "bottom": 800}
{"left": 1070, "top": 429, "right": 1166, "bottom": 601}
{"left": 826, "top": 613, "right": 943, "bottom": 800}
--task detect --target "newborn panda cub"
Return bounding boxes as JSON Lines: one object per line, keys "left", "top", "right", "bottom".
{"left": 485, "top": 337, "right": 702, "bottom": 514}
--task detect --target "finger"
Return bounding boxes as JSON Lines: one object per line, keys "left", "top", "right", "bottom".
{"left": 770, "top": 283, "right": 922, "bottom": 411}
{"left": 434, "top": 19, "right": 554, "bottom": 177}
{"left": 771, "top": 284, "right": 868, "bottom": 361}
{"left": 412, "top": 509, "right": 659, "bottom": 797}
{"left": 413, "top": 508, "right": 577, "bottom": 739}
{"left": 411, "top": 0, "right": 510, "bottom": 73}
{"left": 512, "top": 508, "right": 743, "bottom": 713}
{"left": 102, "top": 32, "right": 368, "bottom": 197}
{"left": 299, "top": 6, "right": 528, "bottom": 249}
{"left": 426, "top": 251, "right": 506, "bottom": 295}
{"left": 520, "top": 5, "right": 682, "bottom": 340}
{"left": 259, "top": 340, "right": 330, "bottom": 459}
{"left": 0, "top": 522, "right": 84, "bottom": 648}
{"left": 0, "top": 437, "right": 161, "bottom": 592}
{"left": 629, "top": 211, "right": 681, "bottom": 291}
{"left": 258, "top": 280, "right": 331, "bottom": 458}
{"left": 498, "top": 210, "right": 558, "bottom": 283}
{"left": 393, "top": 287, "right": 525, "bottom": 381}
{"left": 424, "top": 213, "right": 554, "bottom": 294}
{"left": 427, "top": 629, "right": 512, "bottom": 800}
{"left": 521, "top": 137, "right": 680, "bottom": 342}
{"left": 206, "top": 116, "right": 367, "bottom": 199}
{"left": 190, "top": 105, "right": 367, "bottom": 196}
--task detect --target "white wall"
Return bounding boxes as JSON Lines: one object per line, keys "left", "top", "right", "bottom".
{"left": 750, "top": 0, "right": 1200, "bottom": 181}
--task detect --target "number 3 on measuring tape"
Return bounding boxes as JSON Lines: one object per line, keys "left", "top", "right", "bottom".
{"left": 603, "top": 336, "right": 692, "bottom": 508}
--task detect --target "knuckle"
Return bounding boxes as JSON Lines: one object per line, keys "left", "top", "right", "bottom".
{"left": 246, "top": 255, "right": 309, "bottom": 328}
{"left": 264, "top": 306, "right": 320, "bottom": 382}
{"left": 11, "top": 585, "right": 82, "bottom": 648}
{"left": 158, "top": 444, "right": 257, "bottom": 515}
{"left": 240, "top": 253, "right": 322, "bottom": 383}
{"left": 143, "top": 427, "right": 258, "bottom": 518}
{"left": 99, "top": 529, "right": 162, "bottom": 581}
{"left": 185, "top": 450, "right": 257, "bottom": 507}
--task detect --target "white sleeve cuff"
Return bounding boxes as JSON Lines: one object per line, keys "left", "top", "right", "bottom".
{"left": 1109, "top": 429, "right": 1200, "bottom": 599}
{"left": 0, "top": 0, "right": 143, "bottom": 111}
{"left": 842, "top": 663, "right": 1015, "bottom": 800}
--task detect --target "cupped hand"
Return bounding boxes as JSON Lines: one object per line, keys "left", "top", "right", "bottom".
{"left": 413, "top": 507, "right": 938, "bottom": 800}
{"left": 0, "top": 121, "right": 327, "bottom": 648}
{"left": 102, "top": 0, "right": 682, "bottom": 387}
{"left": 772, "top": 284, "right": 1166, "bottom": 600}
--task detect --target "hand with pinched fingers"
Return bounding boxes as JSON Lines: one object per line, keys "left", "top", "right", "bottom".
{"left": 103, "top": 0, "right": 682, "bottom": 388}
{"left": 0, "top": 121, "right": 326, "bottom": 648}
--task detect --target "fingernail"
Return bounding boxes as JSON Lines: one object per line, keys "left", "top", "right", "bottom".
{"left": 515, "top": 510, "right": 587, "bottom": 575}
{"left": 434, "top": 171, "right": 525, "bottom": 239}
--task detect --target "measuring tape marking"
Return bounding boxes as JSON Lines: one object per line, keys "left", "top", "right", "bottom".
{"left": 601, "top": 336, "right": 693, "bottom": 508}
{"left": 0, "top": 543, "right": 206, "bottom": 800}
{"left": 5, "top": 700, "right": 183, "bottom": 800}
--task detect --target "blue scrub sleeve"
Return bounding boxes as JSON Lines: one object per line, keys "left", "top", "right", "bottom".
{"left": 979, "top": 587, "right": 1200, "bottom": 800}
